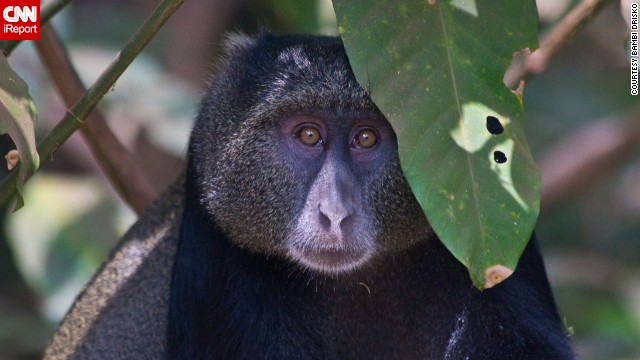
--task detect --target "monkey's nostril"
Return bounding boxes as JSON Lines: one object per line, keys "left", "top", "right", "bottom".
{"left": 339, "top": 214, "right": 354, "bottom": 234}
{"left": 318, "top": 210, "right": 332, "bottom": 231}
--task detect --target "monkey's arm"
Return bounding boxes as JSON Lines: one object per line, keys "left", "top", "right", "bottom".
{"left": 43, "top": 175, "right": 184, "bottom": 360}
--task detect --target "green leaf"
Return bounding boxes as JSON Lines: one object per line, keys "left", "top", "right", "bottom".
{"left": 0, "top": 52, "right": 39, "bottom": 211}
{"left": 334, "top": 0, "right": 540, "bottom": 289}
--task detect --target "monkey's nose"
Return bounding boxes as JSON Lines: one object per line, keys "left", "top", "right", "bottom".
{"left": 318, "top": 200, "right": 353, "bottom": 235}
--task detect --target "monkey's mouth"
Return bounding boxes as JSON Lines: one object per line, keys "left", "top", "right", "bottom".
{"left": 289, "top": 247, "right": 371, "bottom": 274}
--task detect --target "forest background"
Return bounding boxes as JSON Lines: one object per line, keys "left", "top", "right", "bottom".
{"left": 0, "top": 0, "right": 638, "bottom": 358}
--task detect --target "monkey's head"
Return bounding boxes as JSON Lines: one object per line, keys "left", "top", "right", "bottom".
{"left": 188, "top": 34, "right": 431, "bottom": 274}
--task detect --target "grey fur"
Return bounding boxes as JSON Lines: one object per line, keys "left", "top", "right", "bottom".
{"left": 43, "top": 177, "right": 184, "bottom": 359}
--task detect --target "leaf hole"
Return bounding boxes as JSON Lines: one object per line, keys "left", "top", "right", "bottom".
{"left": 486, "top": 116, "right": 504, "bottom": 135}
{"left": 493, "top": 151, "right": 507, "bottom": 164}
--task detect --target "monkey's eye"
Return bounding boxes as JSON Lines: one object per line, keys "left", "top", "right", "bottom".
{"left": 352, "top": 128, "right": 378, "bottom": 149}
{"left": 296, "top": 126, "right": 323, "bottom": 147}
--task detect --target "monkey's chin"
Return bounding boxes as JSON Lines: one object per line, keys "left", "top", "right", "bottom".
{"left": 288, "top": 247, "right": 372, "bottom": 274}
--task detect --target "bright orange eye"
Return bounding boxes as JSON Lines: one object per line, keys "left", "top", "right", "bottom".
{"left": 353, "top": 129, "right": 377, "bottom": 149}
{"left": 297, "top": 127, "right": 322, "bottom": 146}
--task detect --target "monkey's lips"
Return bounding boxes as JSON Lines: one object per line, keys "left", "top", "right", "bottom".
{"left": 289, "top": 246, "right": 371, "bottom": 274}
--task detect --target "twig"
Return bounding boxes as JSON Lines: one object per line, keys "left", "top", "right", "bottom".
{"left": 34, "top": 24, "right": 157, "bottom": 215}
{"left": 540, "top": 113, "right": 640, "bottom": 211}
{"left": 42, "top": 0, "right": 73, "bottom": 24}
{"left": 0, "top": 0, "right": 72, "bottom": 56}
{"left": 0, "top": 0, "right": 185, "bottom": 208}
{"left": 504, "top": 0, "right": 615, "bottom": 89}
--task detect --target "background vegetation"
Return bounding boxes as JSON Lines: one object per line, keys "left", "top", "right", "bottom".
{"left": 0, "top": 0, "right": 638, "bottom": 358}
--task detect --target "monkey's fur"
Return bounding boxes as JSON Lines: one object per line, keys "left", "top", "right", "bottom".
{"left": 44, "top": 177, "right": 182, "bottom": 359}
{"left": 44, "top": 34, "right": 573, "bottom": 359}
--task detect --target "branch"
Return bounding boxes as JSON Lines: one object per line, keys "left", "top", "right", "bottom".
{"left": 34, "top": 24, "right": 157, "bottom": 215}
{"left": 504, "top": 0, "right": 615, "bottom": 89}
{"left": 0, "top": 0, "right": 72, "bottom": 56}
{"left": 0, "top": 0, "right": 185, "bottom": 208}
{"left": 540, "top": 113, "right": 640, "bottom": 211}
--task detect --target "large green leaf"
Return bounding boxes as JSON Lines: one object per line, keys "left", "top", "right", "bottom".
{"left": 333, "top": 0, "right": 540, "bottom": 289}
{"left": 0, "top": 53, "right": 39, "bottom": 210}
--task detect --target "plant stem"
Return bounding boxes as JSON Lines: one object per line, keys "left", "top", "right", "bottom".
{"left": 504, "top": 0, "right": 615, "bottom": 89}
{"left": 0, "top": 0, "right": 184, "bottom": 208}
{"left": 34, "top": 24, "right": 158, "bottom": 215}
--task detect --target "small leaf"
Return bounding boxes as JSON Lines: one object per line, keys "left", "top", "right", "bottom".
{"left": 0, "top": 52, "right": 39, "bottom": 210}
{"left": 334, "top": 0, "right": 541, "bottom": 288}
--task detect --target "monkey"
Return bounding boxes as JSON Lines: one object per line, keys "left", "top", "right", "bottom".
{"left": 166, "top": 33, "right": 575, "bottom": 359}
{"left": 41, "top": 33, "right": 573, "bottom": 360}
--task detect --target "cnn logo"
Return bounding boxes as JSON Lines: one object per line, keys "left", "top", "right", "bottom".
{"left": 3, "top": 6, "right": 37, "bottom": 23}
{"left": 0, "top": 1, "right": 40, "bottom": 41}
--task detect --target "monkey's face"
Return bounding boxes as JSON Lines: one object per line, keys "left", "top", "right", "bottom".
{"left": 280, "top": 112, "right": 401, "bottom": 273}
{"left": 191, "top": 34, "right": 431, "bottom": 275}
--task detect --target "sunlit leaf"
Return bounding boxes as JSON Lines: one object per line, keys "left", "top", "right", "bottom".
{"left": 334, "top": 0, "right": 540, "bottom": 288}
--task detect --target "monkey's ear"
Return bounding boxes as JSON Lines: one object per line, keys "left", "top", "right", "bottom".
{"left": 207, "top": 33, "right": 257, "bottom": 79}
{"left": 223, "top": 33, "right": 257, "bottom": 58}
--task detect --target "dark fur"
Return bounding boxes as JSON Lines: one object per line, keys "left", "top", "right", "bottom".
{"left": 167, "top": 33, "right": 574, "bottom": 359}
